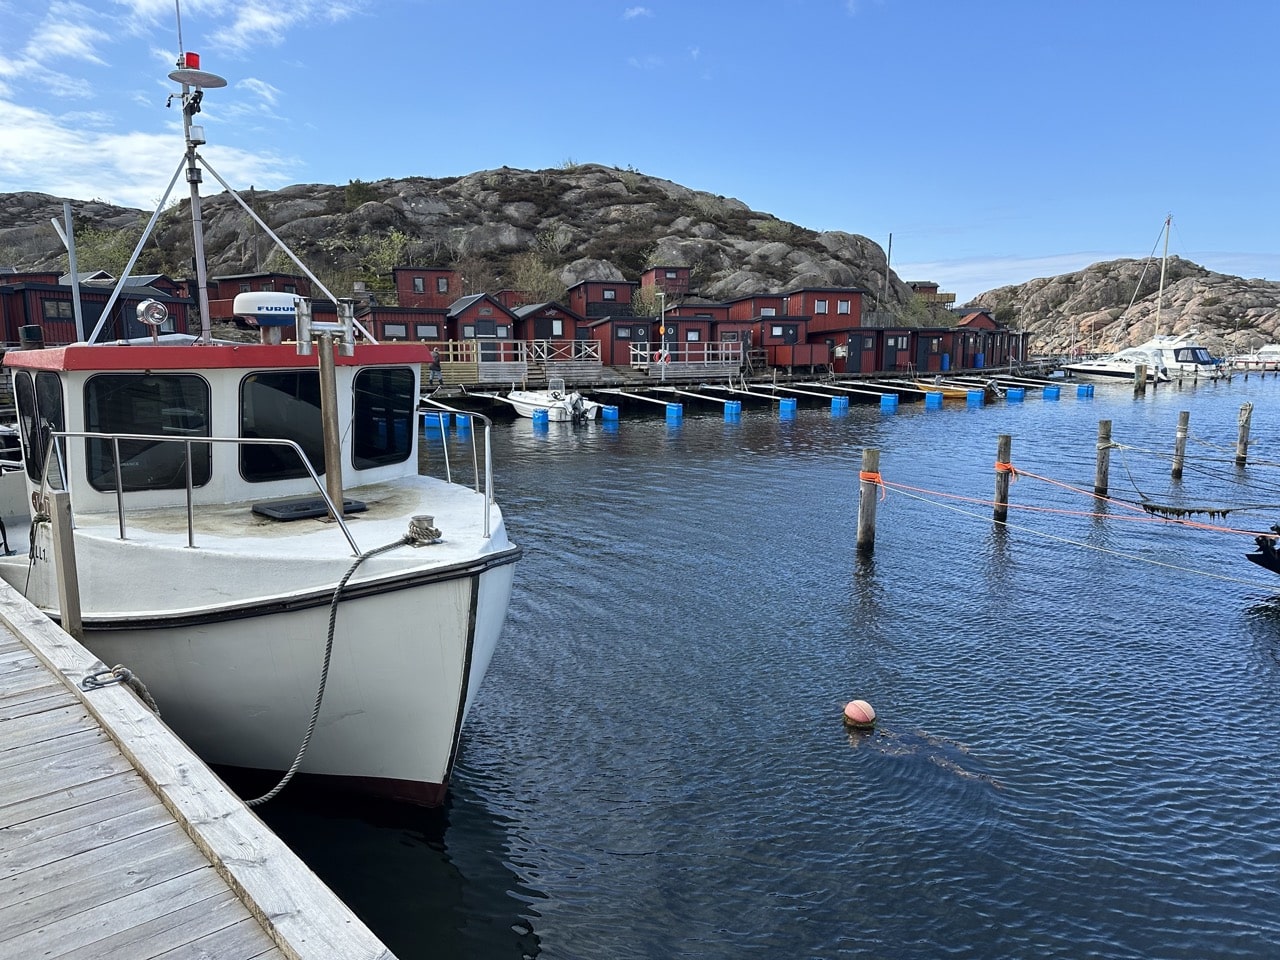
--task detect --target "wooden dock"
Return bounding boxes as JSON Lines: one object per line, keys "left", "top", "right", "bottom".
{"left": 0, "top": 581, "right": 395, "bottom": 960}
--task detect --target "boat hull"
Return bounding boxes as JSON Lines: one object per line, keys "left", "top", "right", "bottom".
{"left": 62, "top": 553, "right": 517, "bottom": 804}
{"left": 507, "top": 391, "right": 601, "bottom": 421}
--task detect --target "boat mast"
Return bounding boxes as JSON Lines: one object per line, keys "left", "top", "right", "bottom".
{"left": 1155, "top": 213, "right": 1171, "bottom": 337}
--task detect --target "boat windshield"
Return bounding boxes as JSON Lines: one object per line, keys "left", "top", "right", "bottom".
{"left": 1174, "top": 347, "right": 1214, "bottom": 364}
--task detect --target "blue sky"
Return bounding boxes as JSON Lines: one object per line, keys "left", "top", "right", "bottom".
{"left": 1, "top": 0, "right": 1276, "bottom": 303}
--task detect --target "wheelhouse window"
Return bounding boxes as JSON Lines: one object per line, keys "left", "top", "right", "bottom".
{"left": 14, "top": 370, "right": 66, "bottom": 484}
{"left": 84, "top": 373, "right": 211, "bottom": 492}
{"left": 240, "top": 371, "right": 324, "bottom": 483}
{"left": 352, "top": 368, "right": 415, "bottom": 470}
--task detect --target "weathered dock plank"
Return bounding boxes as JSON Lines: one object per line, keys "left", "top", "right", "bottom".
{"left": 0, "top": 580, "right": 396, "bottom": 960}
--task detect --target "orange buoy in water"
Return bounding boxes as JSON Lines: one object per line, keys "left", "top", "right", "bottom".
{"left": 843, "top": 699, "right": 876, "bottom": 729}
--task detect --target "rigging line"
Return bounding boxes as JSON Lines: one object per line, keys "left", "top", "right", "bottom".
{"left": 880, "top": 478, "right": 1268, "bottom": 538}
{"left": 883, "top": 483, "right": 1280, "bottom": 590}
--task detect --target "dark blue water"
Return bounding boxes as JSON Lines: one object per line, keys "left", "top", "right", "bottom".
{"left": 257, "top": 375, "right": 1280, "bottom": 959}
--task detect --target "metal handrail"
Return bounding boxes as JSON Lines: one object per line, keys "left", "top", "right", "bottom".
{"left": 45, "top": 431, "right": 363, "bottom": 555}
{"left": 417, "top": 402, "right": 496, "bottom": 539}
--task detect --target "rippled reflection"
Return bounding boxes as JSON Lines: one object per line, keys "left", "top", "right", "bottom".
{"left": 288, "top": 378, "right": 1280, "bottom": 959}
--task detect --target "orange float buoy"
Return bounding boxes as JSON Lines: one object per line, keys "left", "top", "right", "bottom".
{"left": 843, "top": 699, "right": 876, "bottom": 729}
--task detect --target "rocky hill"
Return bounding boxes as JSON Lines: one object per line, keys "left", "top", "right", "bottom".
{"left": 2, "top": 166, "right": 1277, "bottom": 355}
{"left": 972, "top": 258, "right": 1280, "bottom": 357}
{"left": 0, "top": 164, "right": 912, "bottom": 311}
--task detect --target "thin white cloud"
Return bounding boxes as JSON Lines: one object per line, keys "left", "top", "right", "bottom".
{"left": 623, "top": 6, "right": 653, "bottom": 19}
{"left": 689, "top": 46, "right": 700, "bottom": 60}
{"left": 628, "top": 55, "right": 664, "bottom": 70}
{"left": 0, "top": 97, "right": 297, "bottom": 208}
{"left": 237, "top": 77, "right": 280, "bottom": 108}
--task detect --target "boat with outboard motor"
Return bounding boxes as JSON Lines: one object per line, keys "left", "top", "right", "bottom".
{"left": 507, "top": 378, "right": 601, "bottom": 421}
{"left": 462, "top": 376, "right": 601, "bottom": 422}
{"left": 0, "top": 45, "right": 520, "bottom": 806}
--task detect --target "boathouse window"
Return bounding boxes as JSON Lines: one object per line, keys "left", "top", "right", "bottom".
{"left": 413, "top": 277, "right": 425, "bottom": 294}
{"left": 415, "top": 324, "right": 440, "bottom": 339}
{"left": 239, "top": 283, "right": 251, "bottom": 293}
{"left": 838, "top": 300, "right": 851, "bottom": 314}
{"left": 771, "top": 325, "right": 784, "bottom": 337}
{"left": 686, "top": 330, "right": 701, "bottom": 341}
{"left": 720, "top": 332, "right": 739, "bottom": 342}
{"left": 437, "top": 276, "right": 449, "bottom": 294}
{"left": 815, "top": 300, "right": 828, "bottom": 314}
{"left": 14, "top": 370, "right": 66, "bottom": 485}
{"left": 616, "top": 327, "right": 631, "bottom": 338}
{"left": 552, "top": 319, "right": 564, "bottom": 337}
{"left": 863, "top": 336, "right": 875, "bottom": 349}
{"left": 84, "top": 374, "right": 211, "bottom": 492}
{"left": 463, "top": 325, "right": 475, "bottom": 338}
{"left": 284, "top": 284, "right": 297, "bottom": 295}
{"left": 761, "top": 307, "right": 776, "bottom": 316}
{"left": 42, "top": 300, "right": 74, "bottom": 320}
{"left": 352, "top": 368, "right": 414, "bottom": 470}
{"left": 239, "top": 371, "right": 325, "bottom": 483}
{"left": 383, "top": 323, "right": 408, "bottom": 339}
{"left": 603, "top": 289, "right": 616, "bottom": 301}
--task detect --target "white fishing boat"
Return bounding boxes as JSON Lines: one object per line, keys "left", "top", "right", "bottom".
{"left": 0, "top": 46, "right": 520, "bottom": 806}
{"left": 506, "top": 377, "right": 601, "bottom": 421}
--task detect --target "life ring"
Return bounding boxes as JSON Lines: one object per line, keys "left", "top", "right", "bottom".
{"left": 653, "top": 349, "right": 670, "bottom": 364}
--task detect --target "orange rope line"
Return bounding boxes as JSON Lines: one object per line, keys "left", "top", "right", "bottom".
{"left": 877, "top": 477, "right": 1268, "bottom": 539}
{"left": 859, "top": 470, "right": 887, "bottom": 501}
{"left": 994, "top": 461, "right": 1019, "bottom": 480}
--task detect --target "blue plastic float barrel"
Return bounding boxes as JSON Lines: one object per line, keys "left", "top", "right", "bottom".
{"left": 1044, "top": 385, "right": 1061, "bottom": 401}
{"left": 925, "top": 392, "right": 944, "bottom": 410}
{"left": 779, "top": 397, "right": 797, "bottom": 419}
{"left": 880, "top": 393, "right": 899, "bottom": 412}
{"left": 665, "top": 403, "right": 683, "bottom": 423}
{"left": 831, "top": 395, "right": 849, "bottom": 414}
{"left": 1076, "top": 383, "right": 1094, "bottom": 398}
{"left": 532, "top": 409, "right": 549, "bottom": 428}
{"left": 602, "top": 405, "right": 619, "bottom": 421}
{"left": 966, "top": 389, "right": 984, "bottom": 407}
{"left": 724, "top": 400, "right": 741, "bottom": 421}
{"left": 422, "top": 411, "right": 450, "bottom": 433}
{"left": 1007, "top": 387, "right": 1026, "bottom": 403}
{"left": 454, "top": 413, "right": 471, "bottom": 435}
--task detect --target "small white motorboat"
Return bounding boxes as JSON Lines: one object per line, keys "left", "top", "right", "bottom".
{"left": 506, "top": 377, "right": 601, "bottom": 422}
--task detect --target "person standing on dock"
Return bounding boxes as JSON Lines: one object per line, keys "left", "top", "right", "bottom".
{"left": 427, "top": 346, "right": 443, "bottom": 386}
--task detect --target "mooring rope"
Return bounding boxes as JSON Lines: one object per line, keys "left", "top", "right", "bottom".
{"left": 245, "top": 533, "right": 420, "bottom": 808}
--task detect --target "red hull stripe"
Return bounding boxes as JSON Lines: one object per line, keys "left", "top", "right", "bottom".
{"left": 4, "top": 342, "right": 432, "bottom": 372}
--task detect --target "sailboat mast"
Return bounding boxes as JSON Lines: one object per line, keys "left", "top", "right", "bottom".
{"left": 1155, "top": 214, "right": 1171, "bottom": 337}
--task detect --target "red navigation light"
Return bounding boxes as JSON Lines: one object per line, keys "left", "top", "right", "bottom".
{"left": 183, "top": 52, "right": 201, "bottom": 69}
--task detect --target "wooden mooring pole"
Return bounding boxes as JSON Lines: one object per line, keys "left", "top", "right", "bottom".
{"left": 1172, "top": 410, "right": 1190, "bottom": 479}
{"left": 856, "top": 448, "right": 880, "bottom": 554}
{"left": 1134, "top": 365, "right": 1148, "bottom": 396}
{"left": 994, "top": 434, "right": 1012, "bottom": 524}
{"left": 1237, "top": 402, "right": 1253, "bottom": 467}
{"left": 1094, "top": 420, "right": 1112, "bottom": 498}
